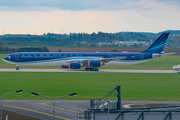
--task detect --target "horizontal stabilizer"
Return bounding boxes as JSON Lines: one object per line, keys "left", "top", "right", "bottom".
{"left": 152, "top": 52, "right": 175, "bottom": 58}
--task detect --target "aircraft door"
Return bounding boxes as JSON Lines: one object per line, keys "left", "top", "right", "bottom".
{"left": 140, "top": 54, "right": 144, "bottom": 59}
{"left": 109, "top": 54, "right": 113, "bottom": 58}
{"left": 56, "top": 54, "right": 59, "bottom": 59}
{"left": 15, "top": 54, "right": 19, "bottom": 60}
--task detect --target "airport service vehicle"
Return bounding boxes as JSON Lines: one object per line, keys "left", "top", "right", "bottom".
{"left": 173, "top": 65, "right": 180, "bottom": 73}
{"left": 3, "top": 33, "right": 172, "bottom": 71}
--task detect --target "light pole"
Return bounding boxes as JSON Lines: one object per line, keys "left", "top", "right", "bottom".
{"left": 31, "top": 92, "right": 77, "bottom": 120}
{"left": 107, "top": 101, "right": 109, "bottom": 120}
{"left": 1, "top": 89, "right": 23, "bottom": 120}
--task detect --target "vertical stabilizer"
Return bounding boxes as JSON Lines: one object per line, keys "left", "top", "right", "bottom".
{"left": 142, "top": 33, "right": 169, "bottom": 53}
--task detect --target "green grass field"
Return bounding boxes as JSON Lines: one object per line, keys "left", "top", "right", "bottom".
{"left": 0, "top": 54, "right": 179, "bottom": 70}
{"left": 0, "top": 72, "right": 179, "bottom": 101}
{"left": 0, "top": 54, "right": 180, "bottom": 101}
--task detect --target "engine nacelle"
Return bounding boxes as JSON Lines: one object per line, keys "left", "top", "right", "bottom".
{"left": 88, "top": 60, "right": 103, "bottom": 67}
{"left": 68, "top": 62, "right": 83, "bottom": 69}
{"left": 60, "top": 65, "right": 69, "bottom": 68}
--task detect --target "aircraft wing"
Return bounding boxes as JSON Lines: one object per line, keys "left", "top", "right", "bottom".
{"left": 97, "top": 56, "right": 127, "bottom": 63}
{"left": 65, "top": 56, "right": 127, "bottom": 65}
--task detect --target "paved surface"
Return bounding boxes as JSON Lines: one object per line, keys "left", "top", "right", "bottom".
{"left": 2, "top": 100, "right": 180, "bottom": 120}
{"left": 2, "top": 100, "right": 89, "bottom": 120}
{"left": 0, "top": 69, "right": 175, "bottom": 73}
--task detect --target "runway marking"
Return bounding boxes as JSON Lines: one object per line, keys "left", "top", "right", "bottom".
{"left": 4, "top": 105, "right": 68, "bottom": 120}
{"left": 67, "top": 109, "right": 81, "bottom": 113}
{"left": 42, "top": 102, "right": 81, "bottom": 113}
{"left": 62, "top": 100, "right": 83, "bottom": 103}
{"left": 123, "top": 104, "right": 131, "bottom": 108}
{"left": 3, "top": 100, "right": 82, "bottom": 114}
{"left": 42, "top": 102, "right": 65, "bottom": 110}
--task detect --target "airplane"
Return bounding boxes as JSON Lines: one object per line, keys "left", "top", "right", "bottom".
{"left": 3, "top": 32, "right": 173, "bottom": 71}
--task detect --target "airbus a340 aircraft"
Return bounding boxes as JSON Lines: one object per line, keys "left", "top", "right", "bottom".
{"left": 3, "top": 33, "right": 172, "bottom": 71}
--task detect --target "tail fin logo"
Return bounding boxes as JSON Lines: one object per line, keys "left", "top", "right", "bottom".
{"left": 143, "top": 33, "right": 169, "bottom": 53}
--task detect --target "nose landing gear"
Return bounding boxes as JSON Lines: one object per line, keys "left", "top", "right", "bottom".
{"left": 16, "top": 65, "right": 19, "bottom": 70}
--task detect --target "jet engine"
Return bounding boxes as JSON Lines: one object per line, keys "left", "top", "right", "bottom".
{"left": 88, "top": 60, "right": 104, "bottom": 67}
{"left": 60, "top": 65, "right": 69, "bottom": 68}
{"left": 68, "top": 62, "right": 83, "bottom": 69}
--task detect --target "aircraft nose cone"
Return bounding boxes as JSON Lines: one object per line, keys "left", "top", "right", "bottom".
{"left": 3, "top": 57, "right": 8, "bottom": 61}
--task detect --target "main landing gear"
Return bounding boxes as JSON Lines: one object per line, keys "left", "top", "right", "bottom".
{"left": 85, "top": 67, "right": 99, "bottom": 71}
{"left": 16, "top": 65, "right": 19, "bottom": 70}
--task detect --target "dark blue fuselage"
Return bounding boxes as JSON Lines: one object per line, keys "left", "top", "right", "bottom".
{"left": 3, "top": 52, "right": 154, "bottom": 66}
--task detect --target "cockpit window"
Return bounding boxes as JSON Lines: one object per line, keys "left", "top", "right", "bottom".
{"left": 8, "top": 56, "right": 11, "bottom": 59}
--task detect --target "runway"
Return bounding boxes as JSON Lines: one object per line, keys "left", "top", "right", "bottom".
{"left": 2, "top": 100, "right": 180, "bottom": 120}
{"left": 0, "top": 69, "right": 175, "bottom": 73}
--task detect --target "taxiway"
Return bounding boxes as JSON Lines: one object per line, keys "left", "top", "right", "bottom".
{"left": 0, "top": 69, "right": 174, "bottom": 73}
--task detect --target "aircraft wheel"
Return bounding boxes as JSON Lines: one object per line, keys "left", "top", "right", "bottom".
{"left": 90, "top": 68, "right": 94, "bottom": 71}
{"left": 16, "top": 67, "right": 19, "bottom": 70}
{"left": 95, "top": 68, "right": 99, "bottom": 71}
{"left": 85, "top": 67, "right": 89, "bottom": 71}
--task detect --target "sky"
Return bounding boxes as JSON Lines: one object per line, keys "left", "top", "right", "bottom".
{"left": 0, "top": 0, "right": 180, "bottom": 35}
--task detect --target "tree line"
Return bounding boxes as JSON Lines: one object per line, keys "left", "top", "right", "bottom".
{"left": 0, "top": 30, "right": 180, "bottom": 48}
{"left": 0, "top": 42, "right": 50, "bottom": 52}
{"left": 0, "top": 32, "right": 152, "bottom": 46}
